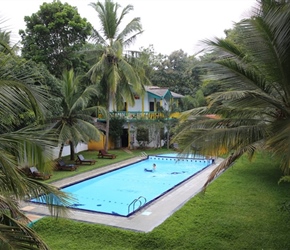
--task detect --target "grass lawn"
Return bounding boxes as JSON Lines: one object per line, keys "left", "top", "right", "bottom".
{"left": 33, "top": 151, "right": 290, "bottom": 249}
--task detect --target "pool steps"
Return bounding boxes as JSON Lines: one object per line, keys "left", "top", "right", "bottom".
{"left": 128, "top": 196, "right": 147, "bottom": 215}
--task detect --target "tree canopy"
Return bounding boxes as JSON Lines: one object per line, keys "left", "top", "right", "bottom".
{"left": 19, "top": 0, "right": 92, "bottom": 78}
{"left": 149, "top": 49, "right": 202, "bottom": 96}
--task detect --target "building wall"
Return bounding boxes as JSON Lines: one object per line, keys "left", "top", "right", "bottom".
{"left": 108, "top": 91, "right": 172, "bottom": 113}
{"left": 128, "top": 98, "right": 143, "bottom": 111}
{"left": 105, "top": 88, "right": 181, "bottom": 149}
{"left": 88, "top": 134, "right": 115, "bottom": 150}
{"left": 50, "top": 142, "right": 88, "bottom": 159}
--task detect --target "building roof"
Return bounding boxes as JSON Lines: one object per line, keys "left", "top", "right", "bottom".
{"left": 145, "top": 86, "right": 184, "bottom": 99}
{"left": 146, "top": 86, "right": 171, "bottom": 99}
{"left": 171, "top": 91, "right": 184, "bottom": 99}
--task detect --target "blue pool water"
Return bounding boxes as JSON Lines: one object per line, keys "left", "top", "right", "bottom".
{"left": 32, "top": 154, "right": 211, "bottom": 217}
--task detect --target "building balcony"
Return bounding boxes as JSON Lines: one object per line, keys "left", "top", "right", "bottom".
{"left": 97, "top": 111, "right": 181, "bottom": 121}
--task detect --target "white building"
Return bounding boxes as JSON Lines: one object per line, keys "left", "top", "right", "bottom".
{"left": 96, "top": 86, "right": 184, "bottom": 149}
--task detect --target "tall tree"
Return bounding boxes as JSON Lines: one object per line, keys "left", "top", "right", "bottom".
{"left": 51, "top": 69, "right": 103, "bottom": 160}
{"left": 0, "top": 26, "right": 72, "bottom": 249}
{"left": 19, "top": 0, "right": 92, "bottom": 78}
{"left": 150, "top": 49, "right": 201, "bottom": 96}
{"left": 87, "top": 0, "right": 149, "bottom": 151}
{"left": 173, "top": 0, "right": 290, "bottom": 186}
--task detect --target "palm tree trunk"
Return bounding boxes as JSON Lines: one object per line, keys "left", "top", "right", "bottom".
{"left": 104, "top": 90, "right": 110, "bottom": 151}
{"left": 69, "top": 141, "right": 75, "bottom": 161}
{"left": 105, "top": 117, "right": 110, "bottom": 151}
{"left": 167, "top": 126, "right": 170, "bottom": 150}
{"left": 58, "top": 143, "right": 64, "bottom": 159}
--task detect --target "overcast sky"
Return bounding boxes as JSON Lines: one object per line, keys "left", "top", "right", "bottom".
{"left": 1, "top": 0, "right": 257, "bottom": 55}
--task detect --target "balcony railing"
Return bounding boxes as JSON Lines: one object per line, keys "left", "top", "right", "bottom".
{"left": 97, "top": 111, "right": 180, "bottom": 121}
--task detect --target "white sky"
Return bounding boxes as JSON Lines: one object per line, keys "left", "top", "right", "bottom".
{"left": 1, "top": 0, "right": 257, "bottom": 55}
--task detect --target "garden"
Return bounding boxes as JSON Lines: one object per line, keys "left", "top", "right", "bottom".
{"left": 32, "top": 151, "right": 290, "bottom": 249}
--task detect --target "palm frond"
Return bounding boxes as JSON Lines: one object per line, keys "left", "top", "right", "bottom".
{"left": 175, "top": 1, "right": 290, "bottom": 184}
{"left": 0, "top": 124, "right": 58, "bottom": 170}
{"left": 118, "top": 58, "right": 138, "bottom": 84}
{"left": 0, "top": 18, "right": 73, "bottom": 247}
{"left": 87, "top": 53, "right": 107, "bottom": 83}
{"left": 117, "top": 17, "right": 143, "bottom": 47}
{"left": 203, "top": 145, "right": 257, "bottom": 188}
{"left": 90, "top": 28, "right": 108, "bottom": 46}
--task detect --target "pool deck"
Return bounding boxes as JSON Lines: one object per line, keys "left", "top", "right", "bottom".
{"left": 20, "top": 156, "right": 223, "bottom": 233}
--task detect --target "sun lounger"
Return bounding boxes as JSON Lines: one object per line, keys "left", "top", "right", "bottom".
{"left": 29, "top": 166, "right": 51, "bottom": 180}
{"left": 75, "top": 154, "right": 96, "bottom": 165}
{"left": 98, "top": 149, "right": 116, "bottom": 159}
{"left": 56, "top": 159, "right": 77, "bottom": 171}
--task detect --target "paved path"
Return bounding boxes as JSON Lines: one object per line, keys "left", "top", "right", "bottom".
{"left": 21, "top": 157, "right": 223, "bottom": 232}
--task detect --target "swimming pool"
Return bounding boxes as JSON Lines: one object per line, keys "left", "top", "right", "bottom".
{"left": 32, "top": 154, "right": 212, "bottom": 217}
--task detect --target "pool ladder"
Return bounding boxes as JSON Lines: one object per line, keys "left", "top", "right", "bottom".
{"left": 128, "top": 196, "right": 147, "bottom": 215}
{"left": 140, "top": 152, "right": 147, "bottom": 158}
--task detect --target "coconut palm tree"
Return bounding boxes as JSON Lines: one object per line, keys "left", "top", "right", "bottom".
{"left": 173, "top": 0, "right": 290, "bottom": 186}
{"left": 51, "top": 69, "right": 104, "bottom": 160}
{"left": 87, "top": 0, "right": 149, "bottom": 151}
{"left": 0, "top": 29, "right": 72, "bottom": 249}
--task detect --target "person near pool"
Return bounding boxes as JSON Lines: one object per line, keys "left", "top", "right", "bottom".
{"left": 144, "top": 163, "right": 156, "bottom": 172}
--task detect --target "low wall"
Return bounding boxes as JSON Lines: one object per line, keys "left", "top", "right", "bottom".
{"left": 51, "top": 143, "right": 88, "bottom": 159}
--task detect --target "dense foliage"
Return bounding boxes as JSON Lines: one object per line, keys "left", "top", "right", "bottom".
{"left": 174, "top": 0, "right": 290, "bottom": 185}
{"left": 136, "top": 126, "right": 149, "bottom": 147}
{"left": 19, "top": 0, "right": 92, "bottom": 78}
{"left": 142, "top": 46, "right": 214, "bottom": 110}
{"left": 109, "top": 116, "right": 126, "bottom": 142}
{"left": 150, "top": 49, "right": 201, "bottom": 96}
{"left": 0, "top": 26, "right": 72, "bottom": 249}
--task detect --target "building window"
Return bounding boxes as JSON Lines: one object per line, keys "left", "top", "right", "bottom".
{"left": 149, "top": 102, "right": 154, "bottom": 111}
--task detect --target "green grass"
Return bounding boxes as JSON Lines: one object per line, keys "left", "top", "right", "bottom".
{"left": 33, "top": 151, "right": 290, "bottom": 249}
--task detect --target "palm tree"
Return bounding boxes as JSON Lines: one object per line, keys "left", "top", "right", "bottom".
{"left": 87, "top": 0, "right": 149, "bottom": 151}
{"left": 164, "top": 102, "right": 180, "bottom": 150}
{"left": 0, "top": 28, "right": 72, "bottom": 249}
{"left": 51, "top": 69, "right": 104, "bottom": 160}
{"left": 173, "top": 0, "right": 290, "bottom": 186}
